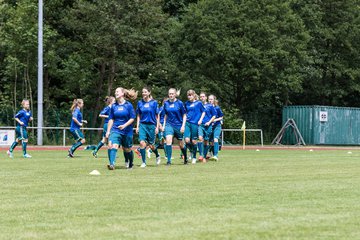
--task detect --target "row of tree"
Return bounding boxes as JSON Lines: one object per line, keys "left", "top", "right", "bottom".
{"left": 0, "top": 0, "right": 359, "bottom": 142}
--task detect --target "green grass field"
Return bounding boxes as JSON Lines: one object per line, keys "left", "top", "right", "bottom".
{"left": 1, "top": 148, "right": 360, "bottom": 239}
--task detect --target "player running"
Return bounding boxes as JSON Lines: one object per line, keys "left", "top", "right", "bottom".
{"left": 92, "top": 96, "right": 115, "bottom": 158}
{"left": 162, "top": 88, "right": 187, "bottom": 165}
{"left": 135, "top": 87, "right": 161, "bottom": 167}
{"left": 7, "top": 99, "right": 33, "bottom": 158}
{"left": 67, "top": 99, "right": 87, "bottom": 158}
{"left": 106, "top": 87, "right": 137, "bottom": 170}
{"left": 197, "top": 92, "right": 216, "bottom": 162}
{"left": 184, "top": 90, "right": 205, "bottom": 164}
{"left": 208, "top": 95, "right": 224, "bottom": 161}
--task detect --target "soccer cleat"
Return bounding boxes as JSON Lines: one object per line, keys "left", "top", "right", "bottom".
{"left": 23, "top": 154, "right": 32, "bottom": 158}
{"left": 211, "top": 156, "right": 219, "bottom": 161}
{"left": 166, "top": 162, "right": 171, "bottom": 166}
{"left": 67, "top": 150, "right": 74, "bottom": 158}
{"left": 107, "top": 164, "right": 115, "bottom": 170}
{"left": 140, "top": 163, "right": 146, "bottom": 168}
{"left": 134, "top": 148, "right": 141, "bottom": 158}
{"left": 7, "top": 150, "right": 13, "bottom": 158}
{"left": 125, "top": 161, "right": 130, "bottom": 169}
{"left": 192, "top": 158, "right": 196, "bottom": 164}
{"left": 184, "top": 159, "right": 188, "bottom": 165}
{"left": 92, "top": 151, "right": 98, "bottom": 158}
{"left": 156, "top": 156, "right": 161, "bottom": 165}
{"left": 147, "top": 148, "right": 152, "bottom": 159}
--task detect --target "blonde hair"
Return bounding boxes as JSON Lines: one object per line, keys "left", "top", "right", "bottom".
{"left": 118, "top": 87, "right": 138, "bottom": 101}
{"left": 21, "top": 99, "right": 29, "bottom": 107}
{"left": 104, "top": 96, "right": 115, "bottom": 105}
{"left": 70, "top": 99, "right": 83, "bottom": 112}
{"left": 187, "top": 89, "right": 199, "bottom": 100}
{"left": 209, "top": 94, "right": 218, "bottom": 106}
{"left": 169, "top": 88, "right": 181, "bottom": 97}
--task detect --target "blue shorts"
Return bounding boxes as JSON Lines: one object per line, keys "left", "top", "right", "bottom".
{"left": 109, "top": 132, "right": 133, "bottom": 148}
{"left": 184, "top": 122, "right": 199, "bottom": 140}
{"left": 198, "top": 124, "right": 213, "bottom": 141}
{"left": 70, "top": 129, "right": 84, "bottom": 141}
{"left": 210, "top": 124, "right": 221, "bottom": 142}
{"left": 102, "top": 123, "right": 108, "bottom": 138}
{"left": 16, "top": 126, "right": 28, "bottom": 140}
{"left": 138, "top": 123, "right": 156, "bottom": 145}
{"left": 165, "top": 124, "right": 183, "bottom": 140}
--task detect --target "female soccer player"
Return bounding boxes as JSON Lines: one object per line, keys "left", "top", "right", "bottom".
{"left": 184, "top": 90, "right": 204, "bottom": 164}
{"left": 92, "top": 96, "right": 115, "bottom": 158}
{"left": 162, "top": 88, "right": 187, "bottom": 165}
{"left": 7, "top": 99, "right": 33, "bottom": 158}
{"left": 136, "top": 87, "right": 161, "bottom": 167}
{"left": 197, "top": 92, "right": 217, "bottom": 162}
{"left": 67, "top": 99, "right": 87, "bottom": 157}
{"left": 157, "top": 98, "right": 168, "bottom": 159}
{"left": 208, "top": 95, "right": 224, "bottom": 161}
{"left": 106, "top": 87, "right": 137, "bottom": 170}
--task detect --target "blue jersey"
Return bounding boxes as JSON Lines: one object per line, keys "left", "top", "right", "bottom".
{"left": 158, "top": 106, "right": 165, "bottom": 125}
{"left": 70, "top": 107, "right": 82, "bottom": 131}
{"left": 213, "top": 106, "right": 224, "bottom": 126}
{"left": 136, "top": 99, "right": 158, "bottom": 125}
{"left": 100, "top": 106, "right": 111, "bottom": 124}
{"left": 109, "top": 101, "right": 136, "bottom": 136}
{"left": 185, "top": 100, "right": 204, "bottom": 124}
{"left": 164, "top": 99, "right": 186, "bottom": 128}
{"left": 15, "top": 109, "right": 32, "bottom": 127}
{"left": 201, "top": 103, "right": 217, "bottom": 124}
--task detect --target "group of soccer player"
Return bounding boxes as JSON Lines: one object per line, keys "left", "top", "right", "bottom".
{"left": 6, "top": 87, "right": 224, "bottom": 170}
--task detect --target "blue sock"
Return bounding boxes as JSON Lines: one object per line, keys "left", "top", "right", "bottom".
{"left": 71, "top": 141, "right": 83, "bottom": 153}
{"left": 128, "top": 151, "right": 134, "bottom": 168}
{"left": 186, "top": 143, "right": 192, "bottom": 152}
{"left": 108, "top": 149, "right": 111, "bottom": 162}
{"left": 140, "top": 148, "right": 146, "bottom": 164}
{"left": 123, "top": 151, "right": 128, "bottom": 164}
{"left": 192, "top": 143, "right": 197, "bottom": 159}
{"left": 198, "top": 142, "right": 204, "bottom": 157}
{"left": 109, "top": 149, "right": 117, "bottom": 165}
{"left": 214, "top": 142, "right": 219, "bottom": 157}
{"left": 163, "top": 146, "right": 167, "bottom": 158}
{"left": 204, "top": 144, "right": 209, "bottom": 157}
{"left": 94, "top": 141, "right": 104, "bottom": 153}
{"left": 210, "top": 145, "right": 214, "bottom": 154}
{"left": 165, "top": 145, "right": 172, "bottom": 163}
{"left": 10, "top": 141, "right": 18, "bottom": 152}
{"left": 153, "top": 148, "right": 159, "bottom": 158}
{"left": 181, "top": 147, "right": 187, "bottom": 161}
{"left": 22, "top": 141, "right": 27, "bottom": 155}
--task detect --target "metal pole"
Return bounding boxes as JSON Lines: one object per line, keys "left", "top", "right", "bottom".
{"left": 260, "top": 130, "right": 264, "bottom": 147}
{"left": 63, "top": 129, "right": 66, "bottom": 146}
{"left": 37, "top": 0, "right": 43, "bottom": 145}
{"left": 221, "top": 130, "right": 224, "bottom": 146}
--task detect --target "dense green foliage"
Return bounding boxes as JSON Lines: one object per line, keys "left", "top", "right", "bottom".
{"left": 1, "top": 149, "right": 360, "bottom": 239}
{"left": 0, "top": 0, "right": 359, "bottom": 140}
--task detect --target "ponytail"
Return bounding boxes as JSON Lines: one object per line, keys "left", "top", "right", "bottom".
{"left": 123, "top": 88, "right": 138, "bottom": 101}
{"left": 70, "top": 99, "right": 83, "bottom": 112}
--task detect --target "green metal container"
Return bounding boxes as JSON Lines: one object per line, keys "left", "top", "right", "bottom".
{"left": 282, "top": 105, "right": 360, "bottom": 145}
